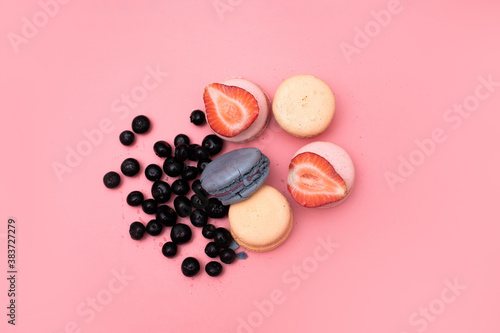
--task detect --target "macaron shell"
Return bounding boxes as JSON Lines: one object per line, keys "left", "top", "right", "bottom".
{"left": 293, "top": 141, "right": 355, "bottom": 208}
{"left": 200, "top": 148, "right": 270, "bottom": 205}
{"left": 229, "top": 185, "right": 293, "bottom": 252}
{"left": 207, "top": 78, "right": 270, "bottom": 143}
{"left": 273, "top": 74, "right": 335, "bottom": 138}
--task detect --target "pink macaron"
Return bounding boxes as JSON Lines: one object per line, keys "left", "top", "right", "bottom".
{"left": 287, "top": 141, "right": 355, "bottom": 208}
{"left": 203, "top": 78, "right": 270, "bottom": 143}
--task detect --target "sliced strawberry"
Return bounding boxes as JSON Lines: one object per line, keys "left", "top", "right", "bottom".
{"left": 203, "top": 83, "right": 259, "bottom": 137}
{"left": 287, "top": 152, "right": 347, "bottom": 208}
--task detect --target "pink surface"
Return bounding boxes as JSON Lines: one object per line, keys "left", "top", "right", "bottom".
{"left": 1, "top": 1, "right": 500, "bottom": 332}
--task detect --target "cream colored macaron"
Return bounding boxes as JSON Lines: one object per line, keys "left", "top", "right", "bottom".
{"left": 273, "top": 75, "right": 335, "bottom": 138}
{"left": 229, "top": 185, "right": 293, "bottom": 252}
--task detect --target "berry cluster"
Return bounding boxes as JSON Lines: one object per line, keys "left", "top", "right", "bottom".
{"left": 103, "top": 114, "right": 239, "bottom": 277}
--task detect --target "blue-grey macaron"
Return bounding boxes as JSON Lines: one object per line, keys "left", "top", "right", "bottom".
{"left": 200, "top": 148, "right": 270, "bottom": 205}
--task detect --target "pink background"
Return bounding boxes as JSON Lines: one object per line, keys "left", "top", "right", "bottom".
{"left": 1, "top": 0, "right": 500, "bottom": 332}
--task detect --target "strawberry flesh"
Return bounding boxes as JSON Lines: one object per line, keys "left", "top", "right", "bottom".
{"left": 287, "top": 152, "right": 347, "bottom": 208}
{"left": 203, "top": 83, "right": 259, "bottom": 137}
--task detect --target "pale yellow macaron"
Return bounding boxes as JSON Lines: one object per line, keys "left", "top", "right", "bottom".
{"left": 229, "top": 185, "right": 293, "bottom": 252}
{"left": 272, "top": 74, "right": 335, "bottom": 138}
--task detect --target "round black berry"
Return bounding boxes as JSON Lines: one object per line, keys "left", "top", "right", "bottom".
{"left": 119, "top": 130, "right": 135, "bottom": 146}
{"left": 202, "top": 224, "right": 216, "bottom": 239}
{"left": 190, "top": 208, "right": 208, "bottom": 227}
{"left": 202, "top": 134, "right": 223, "bottom": 156}
{"left": 126, "top": 191, "right": 144, "bottom": 206}
{"left": 174, "top": 196, "right": 192, "bottom": 218}
{"left": 172, "top": 179, "right": 190, "bottom": 196}
{"left": 190, "top": 110, "right": 206, "bottom": 126}
{"left": 214, "top": 228, "right": 232, "bottom": 248}
{"left": 181, "top": 257, "right": 200, "bottom": 277}
{"left": 191, "top": 194, "right": 208, "bottom": 210}
{"left": 163, "top": 157, "right": 184, "bottom": 177}
{"left": 205, "top": 261, "right": 223, "bottom": 277}
{"left": 193, "top": 146, "right": 210, "bottom": 161}
{"left": 170, "top": 223, "right": 192, "bottom": 244}
{"left": 205, "top": 198, "right": 229, "bottom": 219}
{"left": 204, "top": 242, "right": 220, "bottom": 258}
{"left": 174, "top": 134, "right": 190, "bottom": 147}
{"left": 175, "top": 143, "right": 190, "bottom": 161}
{"left": 103, "top": 171, "right": 121, "bottom": 188}
{"left": 219, "top": 248, "right": 236, "bottom": 264}
{"left": 161, "top": 242, "right": 177, "bottom": 258}
{"left": 156, "top": 205, "right": 177, "bottom": 226}
{"left": 132, "top": 115, "right": 150, "bottom": 134}
{"left": 153, "top": 141, "right": 172, "bottom": 158}
{"left": 188, "top": 144, "right": 200, "bottom": 161}
{"left": 146, "top": 219, "right": 163, "bottom": 236}
{"left": 129, "top": 221, "right": 146, "bottom": 240}
{"left": 182, "top": 166, "right": 198, "bottom": 181}
{"left": 197, "top": 158, "right": 212, "bottom": 173}
{"left": 142, "top": 199, "right": 158, "bottom": 214}
{"left": 192, "top": 180, "right": 209, "bottom": 197}
{"left": 151, "top": 180, "right": 171, "bottom": 203}
{"left": 145, "top": 164, "right": 163, "bottom": 181}
{"left": 121, "top": 158, "right": 140, "bottom": 177}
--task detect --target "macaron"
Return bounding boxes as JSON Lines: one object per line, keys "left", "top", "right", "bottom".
{"left": 287, "top": 141, "right": 354, "bottom": 208}
{"left": 200, "top": 147, "right": 270, "bottom": 205}
{"left": 203, "top": 78, "right": 270, "bottom": 143}
{"left": 229, "top": 185, "right": 293, "bottom": 252}
{"left": 273, "top": 74, "right": 335, "bottom": 138}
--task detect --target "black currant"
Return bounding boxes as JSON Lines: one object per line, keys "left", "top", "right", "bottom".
{"left": 190, "top": 208, "right": 208, "bottom": 227}
{"left": 132, "top": 115, "right": 150, "bottom": 134}
{"left": 161, "top": 242, "right": 177, "bottom": 258}
{"left": 151, "top": 180, "right": 171, "bottom": 203}
{"left": 174, "top": 134, "right": 190, "bottom": 147}
{"left": 170, "top": 223, "right": 192, "bottom": 244}
{"left": 202, "top": 224, "right": 216, "bottom": 239}
{"left": 181, "top": 257, "right": 200, "bottom": 277}
{"left": 119, "top": 130, "right": 135, "bottom": 146}
{"left": 145, "top": 164, "right": 163, "bottom": 181}
{"left": 146, "top": 219, "right": 163, "bottom": 236}
{"left": 205, "top": 198, "right": 229, "bottom": 219}
{"left": 190, "top": 110, "right": 206, "bottom": 126}
{"left": 204, "top": 242, "right": 220, "bottom": 258}
{"left": 205, "top": 261, "right": 223, "bottom": 277}
{"left": 129, "top": 221, "right": 146, "bottom": 240}
{"left": 214, "top": 228, "right": 232, "bottom": 248}
{"left": 219, "top": 248, "right": 236, "bottom": 264}
{"left": 153, "top": 141, "right": 172, "bottom": 158}
{"left": 103, "top": 171, "right": 121, "bottom": 188}
{"left": 163, "top": 157, "right": 184, "bottom": 177}
{"left": 202, "top": 134, "right": 223, "bottom": 156}
{"left": 121, "top": 158, "right": 140, "bottom": 177}
{"left": 156, "top": 205, "right": 177, "bottom": 227}
{"left": 126, "top": 191, "right": 144, "bottom": 206}
{"left": 142, "top": 199, "right": 158, "bottom": 214}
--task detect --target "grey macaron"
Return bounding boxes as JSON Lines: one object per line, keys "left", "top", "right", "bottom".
{"left": 200, "top": 148, "right": 270, "bottom": 205}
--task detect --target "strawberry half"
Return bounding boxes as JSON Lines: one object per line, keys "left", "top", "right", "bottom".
{"left": 287, "top": 152, "right": 347, "bottom": 208}
{"left": 203, "top": 83, "right": 259, "bottom": 137}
